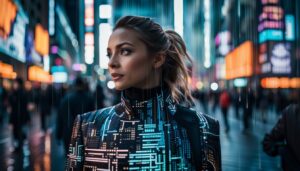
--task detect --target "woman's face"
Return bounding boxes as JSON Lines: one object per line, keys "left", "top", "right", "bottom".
{"left": 107, "top": 28, "right": 159, "bottom": 90}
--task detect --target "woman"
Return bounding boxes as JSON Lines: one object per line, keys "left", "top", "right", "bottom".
{"left": 66, "top": 16, "right": 221, "bottom": 171}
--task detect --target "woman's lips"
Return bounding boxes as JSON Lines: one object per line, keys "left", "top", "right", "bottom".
{"left": 111, "top": 73, "right": 124, "bottom": 81}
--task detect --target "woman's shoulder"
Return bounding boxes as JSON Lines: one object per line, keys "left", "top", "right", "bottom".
{"left": 78, "top": 105, "right": 117, "bottom": 124}
{"left": 175, "top": 104, "right": 219, "bottom": 132}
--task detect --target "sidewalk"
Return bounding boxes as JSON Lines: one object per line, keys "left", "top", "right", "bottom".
{"left": 196, "top": 102, "right": 282, "bottom": 171}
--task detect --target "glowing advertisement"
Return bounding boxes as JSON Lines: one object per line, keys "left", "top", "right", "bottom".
{"left": 0, "top": 0, "right": 17, "bottom": 39}
{"left": 261, "top": 77, "right": 300, "bottom": 88}
{"left": 28, "top": 66, "right": 52, "bottom": 83}
{"left": 258, "top": 42, "right": 291, "bottom": 75}
{"left": 257, "top": 0, "right": 295, "bottom": 78}
{"left": 285, "top": 15, "right": 295, "bottom": 41}
{"left": 0, "top": 61, "right": 17, "bottom": 79}
{"left": 258, "top": 0, "right": 284, "bottom": 43}
{"left": 259, "top": 29, "right": 283, "bottom": 43}
{"left": 225, "top": 41, "right": 253, "bottom": 80}
{"left": 0, "top": 1, "right": 28, "bottom": 62}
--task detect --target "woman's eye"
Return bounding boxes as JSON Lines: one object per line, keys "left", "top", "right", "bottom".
{"left": 120, "top": 48, "right": 132, "bottom": 56}
{"left": 106, "top": 53, "right": 111, "bottom": 58}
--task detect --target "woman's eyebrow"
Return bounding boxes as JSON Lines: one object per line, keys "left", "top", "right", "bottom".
{"left": 115, "top": 42, "right": 134, "bottom": 48}
{"left": 108, "top": 41, "right": 134, "bottom": 50}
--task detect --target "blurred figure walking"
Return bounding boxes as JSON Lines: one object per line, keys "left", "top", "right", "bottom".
{"left": 8, "top": 78, "right": 30, "bottom": 152}
{"left": 263, "top": 103, "right": 300, "bottom": 171}
{"left": 241, "top": 87, "right": 254, "bottom": 132}
{"left": 232, "top": 88, "right": 241, "bottom": 119}
{"left": 94, "top": 82, "right": 105, "bottom": 109}
{"left": 219, "top": 90, "right": 231, "bottom": 133}
{"left": 39, "top": 83, "right": 52, "bottom": 132}
{"left": 0, "top": 79, "right": 8, "bottom": 123}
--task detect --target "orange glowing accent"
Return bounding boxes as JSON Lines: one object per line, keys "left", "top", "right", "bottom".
{"left": 290, "top": 78, "right": 300, "bottom": 88}
{"left": 261, "top": 77, "right": 300, "bottom": 89}
{"left": 225, "top": 41, "right": 253, "bottom": 80}
{"left": 85, "top": 6, "right": 94, "bottom": 18}
{"left": 84, "top": 18, "right": 94, "bottom": 26}
{"left": 35, "top": 24, "right": 49, "bottom": 55}
{"left": 28, "top": 66, "right": 52, "bottom": 83}
{"left": 0, "top": 0, "right": 17, "bottom": 39}
{"left": 0, "top": 61, "right": 17, "bottom": 79}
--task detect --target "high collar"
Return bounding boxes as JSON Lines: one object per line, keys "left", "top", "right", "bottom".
{"left": 120, "top": 85, "right": 177, "bottom": 120}
{"left": 123, "top": 85, "right": 168, "bottom": 101}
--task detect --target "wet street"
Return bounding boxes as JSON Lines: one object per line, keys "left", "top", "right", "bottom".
{"left": 0, "top": 110, "right": 65, "bottom": 171}
{"left": 215, "top": 109, "right": 282, "bottom": 171}
{"left": 0, "top": 105, "right": 282, "bottom": 171}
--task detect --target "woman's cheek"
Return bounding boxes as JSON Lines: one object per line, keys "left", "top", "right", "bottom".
{"left": 126, "top": 56, "right": 149, "bottom": 73}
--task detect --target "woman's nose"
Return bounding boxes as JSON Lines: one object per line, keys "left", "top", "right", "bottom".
{"left": 108, "top": 55, "right": 120, "bottom": 68}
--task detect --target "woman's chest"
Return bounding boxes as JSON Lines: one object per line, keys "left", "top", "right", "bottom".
{"left": 82, "top": 117, "right": 194, "bottom": 170}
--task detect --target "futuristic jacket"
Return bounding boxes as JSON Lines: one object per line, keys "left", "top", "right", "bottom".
{"left": 66, "top": 87, "right": 221, "bottom": 170}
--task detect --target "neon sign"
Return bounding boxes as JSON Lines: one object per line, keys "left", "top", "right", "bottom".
{"left": 225, "top": 41, "right": 253, "bottom": 80}
{"left": 258, "top": 42, "right": 291, "bottom": 74}
{"left": 0, "top": 0, "right": 17, "bottom": 39}
{"left": 285, "top": 15, "right": 295, "bottom": 41}
{"left": 259, "top": 29, "right": 283, "bottom": 43}
{"left": 35, "top": 24, "right": 49, "bottom": 56}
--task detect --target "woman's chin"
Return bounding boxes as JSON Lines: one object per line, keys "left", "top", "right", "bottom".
{"left": 114, "top": 83, "right": 127, "bottom": 91}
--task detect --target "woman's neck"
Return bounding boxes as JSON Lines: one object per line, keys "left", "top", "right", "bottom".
{"left": 124, "top": 86, "right": 164, "bottom": 101}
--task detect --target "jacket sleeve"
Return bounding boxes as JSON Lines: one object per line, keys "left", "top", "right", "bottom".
{"left": 65, "top": 114, "right": 85, "bottom": 170}
{"left": 202, "top": 115, "right": 222, "bottom": 171}
{"left": 263, "top": 109, "right": 287, "bottom": 156}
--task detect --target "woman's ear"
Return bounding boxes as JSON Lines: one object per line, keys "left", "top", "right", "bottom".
{"left": 153, "top": 53, "right": 166, "bottom": 69}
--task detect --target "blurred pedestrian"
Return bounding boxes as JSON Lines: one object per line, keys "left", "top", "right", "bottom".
{"left": 8, "top": 78, "right": 30, "bottom": 152}
{"left": 39, "top": 83, "right": 52, "bottom": 132}
{"left": 211, "top": 90, "right": 220, "bottom": 114}
{"left": 192, "top": 90, "right": 208, "bottom": 114}
{"left": 233, "top": 88, "right": 241, "bottom": 119}
{"left": 275, "top": 90, "right": 288, "bottom": 115}
{"left": 259, "top": 91, "right": 269, "bottom": 123}
{"left": 263, "top": 103, "right": 300, "bottom": 171}
{"left": 0, "top": 79, "right": 8, "bottom": 122}
{"left": 219, "top": 89, "right": 231, "bottom": 133}
{"left": 56, "top": 76, "right": 95, "bottom": 153}
{"left": 94, "top": 82, "right": 105, "bottom": 109}
{"left": 241, "top": 87, "right": 254, "bottom": 132}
